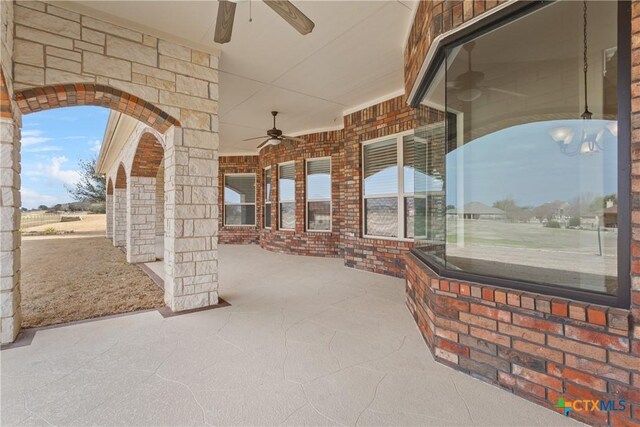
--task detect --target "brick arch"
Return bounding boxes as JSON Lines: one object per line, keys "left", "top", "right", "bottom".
{"left": 115, "top": 163, "right": 127, "bottom": 189}
{"left": 107, "top": 178, "right": 113, "bottom": 195}
{"left": 131, "top": 132, "right": 164, "bottom": 178}
{"left": 14, "top": 84, "right": 180, "bottom": 134}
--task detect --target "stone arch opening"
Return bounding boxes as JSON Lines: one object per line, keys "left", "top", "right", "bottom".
{"left": 106, "top": 178, "right": 114, "bottom": 239}
{"left": 14, "top": 84, "right": 180, "bottom": 134}
{"left": 127, "top": 132, "right": 165, "bottom": 263}
{"left": 112, "top": 163, "right": 128, "bottom": 247}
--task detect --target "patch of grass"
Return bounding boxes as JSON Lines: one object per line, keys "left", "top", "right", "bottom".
{"left": 43, "top": 226, "right": 56, "bottom": 234}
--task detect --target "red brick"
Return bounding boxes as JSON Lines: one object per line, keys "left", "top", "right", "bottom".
{"left": 498, "top": 372, "right": 546, "bottom": 399}
{"left": 436, "top": 337, "right": 469, "bottom": 357}
{"left": 512, "top": 364, "right": 563, "bottom": 392}
{"left": 546, "top": 362, "right": 607, "bottom": 392}
{"left": 609, "top": 351, "right": 640, "bottom": 371}
{"left": 459, "top": 312, "right": 497, "bottom": 331}
{"left": 470, "top": 303, "right": 511, "bottom": 322}
{"left": 435, "top": 327, "right": 458, "bottom": 342}
{"left": 569, "top": 303, "right": 587, "bottom": 321}
{"left": 513, "top": 339, "right": 564, "bottom": 364}
{"left": 547, "top": 335, "right": 607, "bottom": 361}
{"left": 565, "top": 354, "right": 630, "bottom": 383}
{"left": 459, "top": 283, "right": 471, "bottom": 296}
{"left": 564, "top": 325, "right": 629, "bottom": 352}
{"left": 520, "top": 294, "right": 535, "bottom": 311}
{"left": 494, "top": 290, "right": 507, "bottom": 304}
{"left": 512, "top": 313, "right": 563, "bottom": 335}
{"left": 551, "top": 300, "right": 568, "bottom": 317}
{"left": 507, "top": 292, "right": 521, "bottom": 307}
{"left": 608, "top": 309, "right": 631, "bottom": 331}
{"left": 610, "top": 382, "right": 640, "bottom": 405}
{"left": 470, "top": 326, "right": 511, "bottom": 347}
{"left": 587, "top": 306, "right": 607, "bottom": 326}
{"left": 481, "top": 287, "right": 494, "bottom": 301}
{"left": 498, "top": 323, "right": 545, "bottom": 345}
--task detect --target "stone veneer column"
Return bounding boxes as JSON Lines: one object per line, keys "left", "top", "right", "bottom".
{"left": 105, "top": 194, "right": 113, "bottom": 239}
{"left": 112, "top": 188, "right": 126, "bottom": 247}
{"left": 0, "top": 116, "right": 22, "bottom": 344}
{"left": 163, "top": 126, "right": 219, "bottom": 311}
{"left": 126, "top": 176, "right": 156, "bottom": 263}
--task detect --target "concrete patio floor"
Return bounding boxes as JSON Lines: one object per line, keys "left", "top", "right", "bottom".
{"left": 1, "top": 245, "right": 581, "bottom": 426}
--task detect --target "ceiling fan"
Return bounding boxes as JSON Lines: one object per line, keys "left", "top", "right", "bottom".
{"left": 244, "top": 111, "right": 305, "bottom": 149}
{"left": 448, "top": 42, "right": 525, "bottom": 102}
{"left": 214, "top": 0, "right": 315, "bottom": 44}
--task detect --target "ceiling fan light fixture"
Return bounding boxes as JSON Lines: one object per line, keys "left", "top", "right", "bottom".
{"left": 457, "top": 88, "right": 482, "bottom": 102}
{"left": 268, "top": 138, "right": 281, "bottom": 146}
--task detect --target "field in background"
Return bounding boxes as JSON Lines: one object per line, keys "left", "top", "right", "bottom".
{"left": 20, "top": 212, "right": 62, "bottom": 229}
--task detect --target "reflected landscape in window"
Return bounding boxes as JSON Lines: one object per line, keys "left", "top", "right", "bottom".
{"left": 414, "top": 0, "right": 619, "bottom": 296}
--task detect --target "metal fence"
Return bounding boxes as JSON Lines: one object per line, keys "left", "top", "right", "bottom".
{"left": 21, "top": 213, "right": 62, "bottom": 229}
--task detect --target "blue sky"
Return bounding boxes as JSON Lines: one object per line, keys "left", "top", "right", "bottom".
{"left": 21, "top": 106, "right": 110, "bottom": 209}
{"left": 444, "top": 120, "right": 618, "bottom": 208}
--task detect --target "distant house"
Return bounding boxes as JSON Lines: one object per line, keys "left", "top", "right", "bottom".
{"left": 448, "top": 202, "right": 507, "bottom": 220}
{"left": 603, "top": 204, "right": 618, "bottom": 228}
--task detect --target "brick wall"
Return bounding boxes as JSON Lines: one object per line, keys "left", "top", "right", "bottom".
{"left": 341, "top": 96, "right": 417, "bottom": 277}
{"left": 219, "top": 97, "right": 417, "bottom": 273}
{"left": 259, "top": 130, "right": 343, "bottom": 258}
{"left": 403, "top": 1, "right": 640, "bottom": 426}
{"left": 404, "top": 1, "right": 503, "bottom": 96}
{"left": 406, "top": 254, "right": 639, "bottom": 426}
{"left": 218, "top": 155, "right": 260, "bottom": 244}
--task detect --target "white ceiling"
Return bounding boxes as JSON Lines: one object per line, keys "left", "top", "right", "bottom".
{"left": 64, "top": 0, "right": 416, "bottom": 154}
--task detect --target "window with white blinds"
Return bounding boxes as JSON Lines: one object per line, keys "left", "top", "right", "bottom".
{"left": 264, "top": 167, "right": 271, "bottom": 228}
{"left": 279, "top": 162, "right": 295, "bottom": 230}
{"left": 362, "top": 132, "right": 414, "bottom": 238}
{"left": 306, "top": 157, "right": 331, "bottom": 231}
{"left": 224, "top": 174, "right": 256, "bottom": 226}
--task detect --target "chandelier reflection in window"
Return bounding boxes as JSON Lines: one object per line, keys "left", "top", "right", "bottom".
{"left": 549, "top": 1, "right": 617, "bottom": 156}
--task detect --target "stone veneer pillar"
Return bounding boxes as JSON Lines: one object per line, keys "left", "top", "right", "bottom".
{"left": 105, "top": 194, "right": 113, "bottom": 239}
{"left": 0, "top": 116, "right": 22, "bottom": 344}
{"left": 126, "top": 176, "right": 156, "bottom": 263}
{"left": 163, "top": 126, "right": 219, "bottom": 311}
{"left": 112, "top": 188, "right": 126, "bottom": 247}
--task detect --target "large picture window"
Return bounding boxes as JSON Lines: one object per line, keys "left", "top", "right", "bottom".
{"left": 306, "top": 158, "right": 331, "bottom": 231}
{"left": 224, "top": 174, "right": 256, "bottom": 226}
{"left": 264, "top": 167, "right": 271, "bottom": 228}
{"left": 413, "top": 0, "right": 629, "bottom": 307}
{"left": 279, "top": 162, "right": 296, "bottom": 230}
{"left": 362, "top": 132, "right": 414, "bottom": 238}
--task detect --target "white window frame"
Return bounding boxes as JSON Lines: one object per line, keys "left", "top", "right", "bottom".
{"left": 361, "top": 130, "right": 414, "bottom": 241}
{"left": 223, "top": 173, "right": 257, "bottom": 227}
{"left": 278, "top": 161, "right": 296, "bottom": 231}
{"left": 264, "top": 166, "right": 272, "bottom": 229}
{"left": 305, "top": 157, "right": 332, "bottom": 232}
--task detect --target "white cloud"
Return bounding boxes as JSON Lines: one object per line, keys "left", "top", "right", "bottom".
{"left": 23, "top": 146, "right": 63, "bottom": 153}
{"left": 21, "top": 129, "right": 51, "bottom": 146}
{"left": 21, "top": 187, "right": 58, "bottom": 209}
{"left": 89, "top": 139, "right": 102, "bottom": 152}
{"left": 25, "top": 156, "right": 81, "bottom": 187}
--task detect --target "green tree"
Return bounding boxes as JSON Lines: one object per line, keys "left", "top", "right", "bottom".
{"left": 66, "top": 157, "right": 106, "bottom": 203}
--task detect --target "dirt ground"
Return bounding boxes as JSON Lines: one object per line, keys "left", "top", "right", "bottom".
{"left": 20, "top": 217, "right": 164, "bottom": 328}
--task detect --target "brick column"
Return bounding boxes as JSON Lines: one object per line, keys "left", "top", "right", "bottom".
{"left": 113, "top": 188, "right": 126, "bottom": 247}
{"left": 163, "top": 126, "right": 219, "bottom": 311}
{"left": 126, "top": 176, "right": 156, "bottom": 263}
{"left": 105, "top": 194, "right": 113, "bottom": 239}
{"left": 0, "top": 116, "right": 22, "bottom": 344}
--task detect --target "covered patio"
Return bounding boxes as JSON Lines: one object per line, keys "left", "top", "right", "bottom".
{"left": 1, "top": 245, "right": 577, "bottom": 426}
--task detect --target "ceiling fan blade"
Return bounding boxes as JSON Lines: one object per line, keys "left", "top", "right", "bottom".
{"left": 257, "top": 139, "right": 271, "bottom": 149}
{"left": 282, "top": 135, "right": 305, "bottom": 143}
{"left": 214, "top": 0, "right": 236, "bottom": 44}
{"left": 486, "top": 87, "right": 526, "bottom": 97}
{"left": 243, "top": 135, "right": 269, "bottom": 141}
{"left": 263, "top": 0, "right": 315, "bottom": 35}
